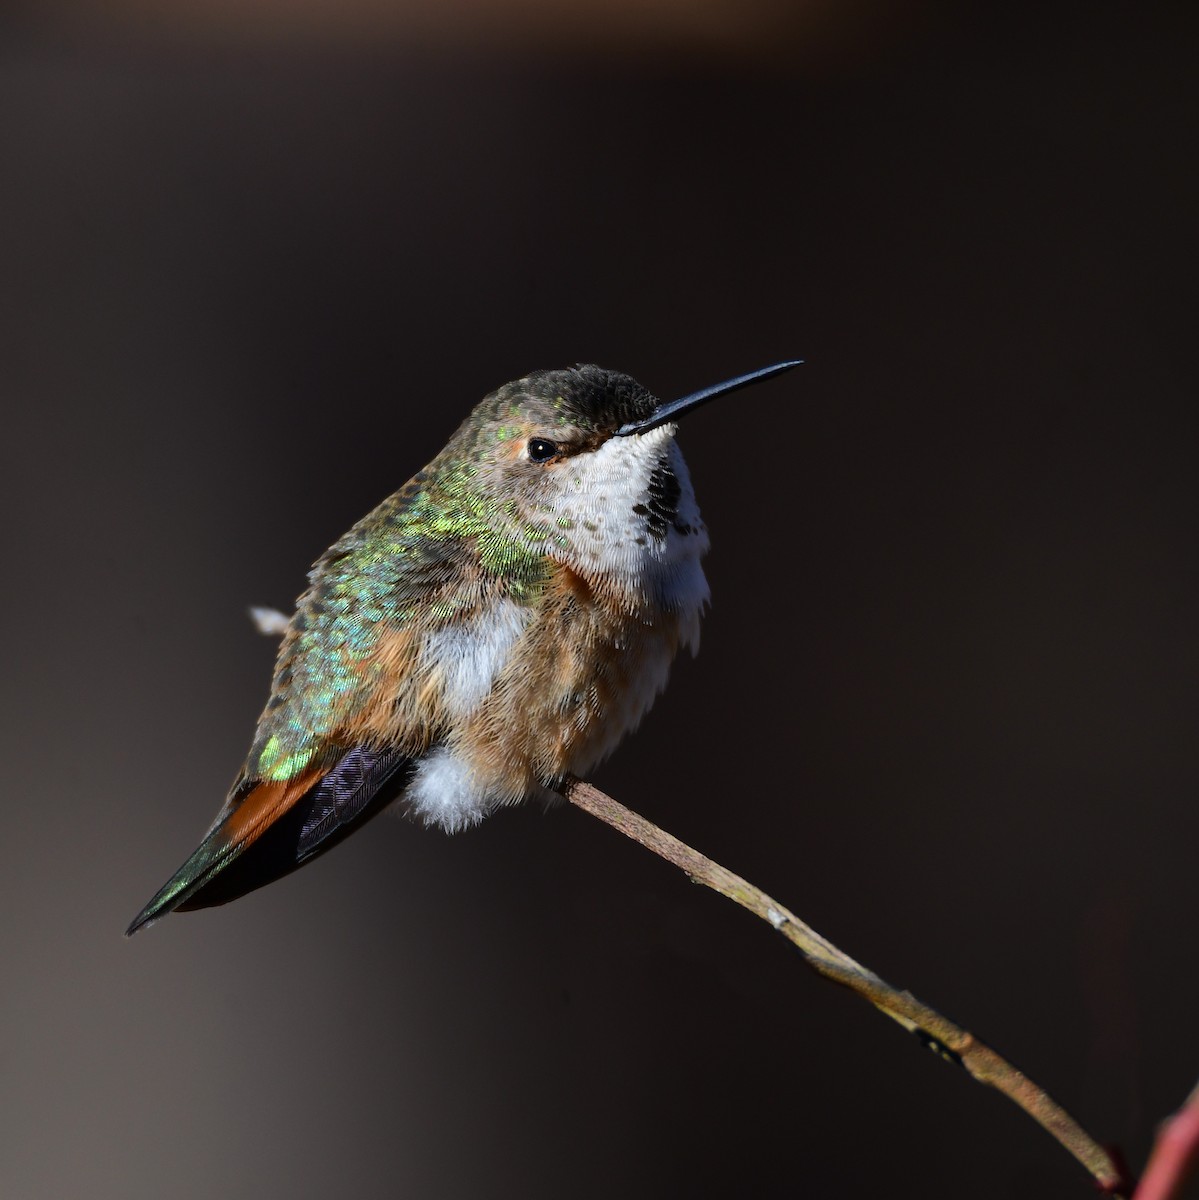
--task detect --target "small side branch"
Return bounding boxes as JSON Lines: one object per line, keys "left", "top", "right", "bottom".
{"left": 562, "top": 777, "right": 1129, "bottom": 1197}
{"left": 1134, "top": 1080, "right": 1199, "bottom": 1200}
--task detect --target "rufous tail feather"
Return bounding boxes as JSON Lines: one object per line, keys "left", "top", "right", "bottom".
{"left": 125, "top": 747, "right": 411, "bottom": 935}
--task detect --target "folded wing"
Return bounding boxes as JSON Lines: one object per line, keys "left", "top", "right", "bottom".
{"left": 125, "top": 746, "right": 412, "bottom": 935}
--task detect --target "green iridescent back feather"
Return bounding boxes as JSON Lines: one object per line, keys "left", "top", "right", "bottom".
{"left": 246, "top": 473, "right": 543, "bottom": 783}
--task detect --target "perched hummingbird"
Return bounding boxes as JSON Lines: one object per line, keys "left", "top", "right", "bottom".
{"left": 127, "top": 361, "right": 800, "bottom": 934}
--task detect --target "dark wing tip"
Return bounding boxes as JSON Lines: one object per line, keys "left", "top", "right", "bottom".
{"left": 122, "top": 771, "right": 316, "bottom": 937}
{"left": 125, "top": 905, "right": 166, "bottom": 937}
{"left": 124, "top": 830, "right": 243, "bottom": 936}
{"left": 123, "top": 748, "right": 413, "bottom": 936}
{"left": 125, "top": 910, "right": 157, "bottom": 938}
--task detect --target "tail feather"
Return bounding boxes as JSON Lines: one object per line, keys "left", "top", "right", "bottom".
{"left": 125, "top": 746, "right": 412, "bottom": 935}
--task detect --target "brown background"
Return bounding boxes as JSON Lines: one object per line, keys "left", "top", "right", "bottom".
{"left": 2, "top": 2, "right": 1198, "bottom": 1197}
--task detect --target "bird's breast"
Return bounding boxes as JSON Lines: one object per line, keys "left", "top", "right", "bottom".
{"left": 379, "top": 533, "right": 709, "bottom": 834}
{"left": 457, "top": 555, "right": 705, "bottom": 791}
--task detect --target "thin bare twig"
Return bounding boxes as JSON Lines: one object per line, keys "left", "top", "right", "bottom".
{"left": 562, "top": 776, "right": 1129, "bottom": 1197}
{"left": 1134, "top": 1080, "right": 1199, "bottom": 1200}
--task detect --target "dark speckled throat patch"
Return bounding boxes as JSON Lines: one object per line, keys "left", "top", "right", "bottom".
{"left": 633, "top": 460, "right": 681, "bottom": 540}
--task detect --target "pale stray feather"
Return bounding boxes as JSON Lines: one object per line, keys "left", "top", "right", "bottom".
{"left": 248, "top": 606, "right": 291, "bottom": 636}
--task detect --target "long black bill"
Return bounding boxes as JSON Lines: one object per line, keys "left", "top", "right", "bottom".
{"left": 615, "top": 359, "right": 803, "bottom": 437}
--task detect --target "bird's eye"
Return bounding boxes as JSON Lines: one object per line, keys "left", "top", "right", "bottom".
{"left": 527, "top": 438, "right": 559, "bottom": 463}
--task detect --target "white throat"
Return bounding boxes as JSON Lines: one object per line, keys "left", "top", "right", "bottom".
{"left": 545, "top": 426, "right": 710, "bottom": 620}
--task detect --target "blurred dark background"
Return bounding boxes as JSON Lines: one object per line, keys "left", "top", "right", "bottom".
{"left": 2, "top": 2, "right": 1197, "bottom": 1196}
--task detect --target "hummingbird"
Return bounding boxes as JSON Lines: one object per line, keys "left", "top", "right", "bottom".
{"left": 126, "top": 360, "right": 800, "bottom": 934}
